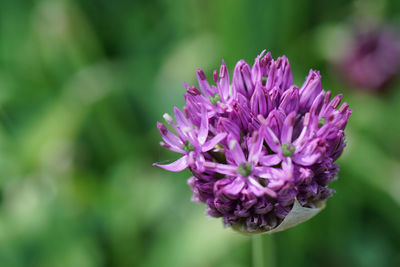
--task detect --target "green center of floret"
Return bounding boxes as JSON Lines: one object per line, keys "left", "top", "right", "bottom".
{"left": 209, "top": 94, "right": 221, "bottom": 106}
{"left": 318, "top": 117, "right": 326, "bottom": 128}
{"left": 237, "top": 162, "right": 252, "bottom": 177}
{"left": 281, "top": 143, "right": 295, "bottom": 157}
{"left": 262, "top": 76, "right": 267, "bottom": 85}
{"left": 182, "top": 140, "right": 195, "bottom": 152}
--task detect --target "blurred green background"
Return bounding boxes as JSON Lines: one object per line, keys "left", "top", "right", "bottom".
{"left": 0, "top": 0, "right": 399, "bottom": 266}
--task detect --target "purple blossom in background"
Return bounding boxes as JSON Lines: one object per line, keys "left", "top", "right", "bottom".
{"left": 154, "top": 50, "right": 352, "bottom": 233}
{"left": 339, "top": 25, "right": 400, "bottom": 92}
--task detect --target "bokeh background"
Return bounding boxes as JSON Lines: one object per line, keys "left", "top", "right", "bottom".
{"left": 0, "top": 0, "right": 400, "bottom": 266}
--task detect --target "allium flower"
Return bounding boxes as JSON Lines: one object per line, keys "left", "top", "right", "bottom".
{"left": 339, "top": 25, "right": 400, "bottom": 92}
{"left": 154, "top": 50, "right": 352, "bottom": 234}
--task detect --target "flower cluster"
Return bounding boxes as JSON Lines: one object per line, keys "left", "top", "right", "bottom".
{"left": 155, "top": 50, "right": 351, "bottom": 233}
{"left": 340, "top": 26, "right": 400, "bottom": 91}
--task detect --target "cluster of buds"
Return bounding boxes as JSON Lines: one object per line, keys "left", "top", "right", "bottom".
{"left": 155, "top": 50, "right": 351, "bottom": 233}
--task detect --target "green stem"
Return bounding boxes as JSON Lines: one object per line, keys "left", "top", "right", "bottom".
{"left": 252, "top": 234, "right": 276, "bottom": 267}
{"left": 252, "top": 235, "right": 263, "bottom": 267}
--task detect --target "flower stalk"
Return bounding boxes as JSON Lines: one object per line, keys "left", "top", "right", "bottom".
{"left": 252, "top": 234, "right": 276, "bottom": 267}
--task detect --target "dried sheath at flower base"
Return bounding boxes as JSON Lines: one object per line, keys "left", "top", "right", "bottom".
{"left": 154, "top": 50, "right": 352, "bottom": 234}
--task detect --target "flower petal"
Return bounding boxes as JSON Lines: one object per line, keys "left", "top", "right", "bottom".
{"left": 299, "top": 70, "right": 322, "bottom": 110}
{"left": 263, "top": 126, "right": 281, "bottom": 153}
{"left": 250, "top": 84, "right": 268, "bottom": 117}
{"left": 232, "top": 60, "right": 247, "bottom": 96}
{"left": 228, "top": 138, "right": 246, "bottom": 165}
{"left": 196, "top": 69, "right": 213, "bottom": 97}
{"left": 217, "top": 118, "right": 241, "bottom": 141}
{"left": 198, "top": 106, "right": 209, "bottom": 144}
{"left": 202, "top": 133, "right": 227, "bottom": 152}
{"left": 279, "top": 86, "right": 299, "bottom": 115}
{"left": 241, "top": 63, "right": 255, "bottom": 96}
{"left": 281, "top": 111, "right": 296, "bottom": 144}
{"left": 248, "top": 129, "right": 264, "bottom": 164}
{"left": 218, "top": 60, "right": 230, "bottom": 101}
{"left": 253, "top": 166, "right": 282, "bottom": 179}
{"left": 203, "top": 161, "right": 237, "bottom": 176}
{"left": 154, "top": 156, "right": 189, "bottom": 172}
{"left": 265, "top": 109, "right": 285, "bottom": 138}
{"left": 174, "top": 106, "right": 191, "bottom": 128}
{"left": 259, "top": 154, "right": 281, "bottom": 166}
{"left": 248, "top": 176, "right": 277, "bottom": 198}
{"left": 157, "top": 122, "right": 184, "bottom": 153}
{"left": 220, "top": 177, "right": 245, "bottom": 198}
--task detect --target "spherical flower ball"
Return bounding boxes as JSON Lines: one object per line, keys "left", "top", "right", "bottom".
{"left": 154, "top": 50, "right": 352, "bottom": 234}
{"left": 339, "top": 25, "right": 400, "bottom": 92}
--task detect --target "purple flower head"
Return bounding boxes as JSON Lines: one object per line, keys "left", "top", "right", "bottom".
{"left": 339, "top": 25, "right": 400, "bottom": 92}
{"left": 154, "top": 50, "right": 352, "bottom": 234}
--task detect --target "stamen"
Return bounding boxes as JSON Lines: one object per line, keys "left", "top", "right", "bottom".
{"left": 213, "top": 70, "right": 218, "bottom": 83}
{"left": 339, "top": 102, "right": 349, "bottom": 113}
{"left": 187, "top": 86, "right": 201, "bottom": 95}
{"left": 219, "top": 63, "right": 227, "bottom": 78}
{"left": 196, "top": 69, "right": 206, "bottom": 80}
